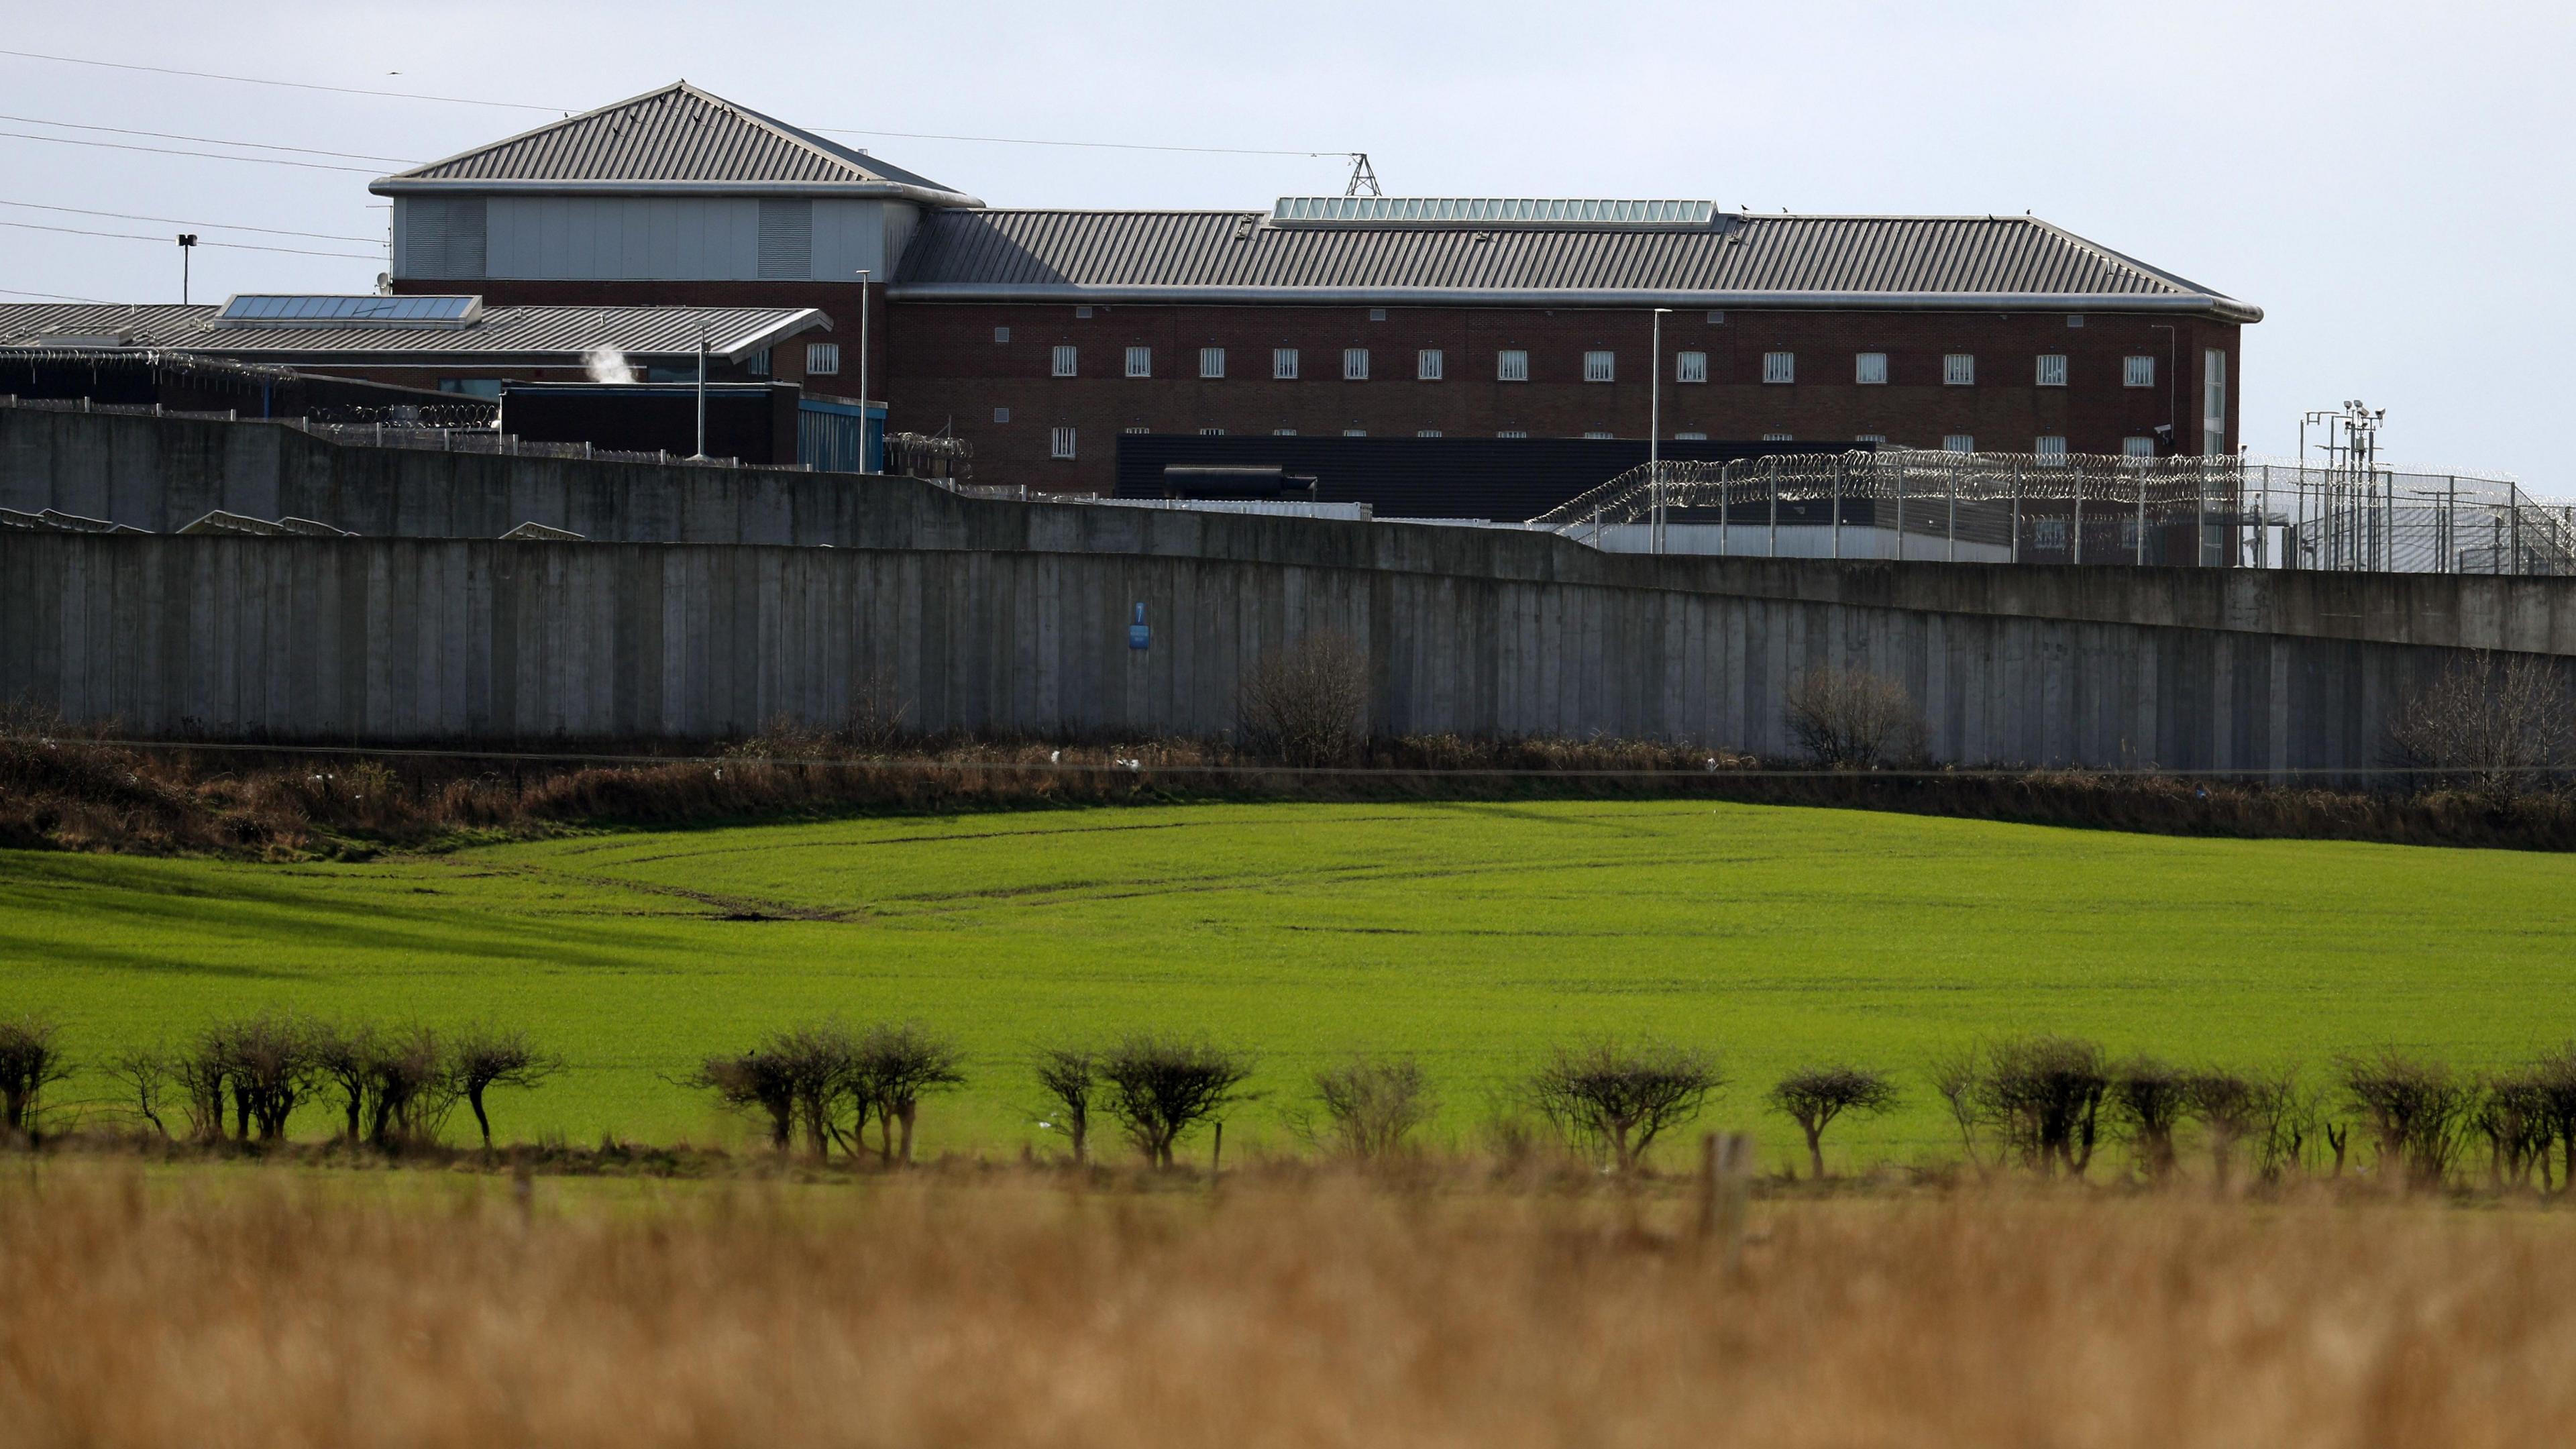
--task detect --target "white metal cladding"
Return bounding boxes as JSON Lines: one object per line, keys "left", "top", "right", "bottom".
{"left": 894, "top": 209, "right": 2261, "bottom": 321}
{"left": 398, "top": 197, "right": 486, "bottom": 280}
{"left": 758, "top": 200, "right": 814, "bottom": 280}
{"left": 469, "top": 196, "right": 903, "bottom": 281}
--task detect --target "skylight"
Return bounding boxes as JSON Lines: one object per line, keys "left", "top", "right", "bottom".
{"left": 1269, "top": 197, "right": 1718, "bottom": 229}
{"left": 214, "top": 294, "right": 484, "bottom": 327}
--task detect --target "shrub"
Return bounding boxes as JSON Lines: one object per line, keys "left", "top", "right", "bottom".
{"left": 2178, "top": 1067, "right": 2310, "bottom": 1189}
{"left": 1099, "top": 1036, "right": 1255, "bottom": 1169}
{"left": 2341, "top": 1050, "right": 2475, "bottom": 1189}
{"left": 1782, "top": 665, "right": 1925, "bottom": 770}
{"left": 1313, "top": 1055, "right": 1437, "bottom": 1161}
{"left": 2530, "top": 1044, "right": 2576, "bottom": 1194}
{"left": 1766, "top": 1065, "right": 1898, "bottom": 1179}
{"left": 1532, "top": 1040, "right": 1722, "bottom": 1173}
{"left": 1978, "top": 1036, "right": 2108, "bottom": 1179}
{"left": 2106, "top": 1056, "right": 2190, "bottom": 1181}
{"left": 1032, "top": 1045, "right": 1099, "bottom": 1165}
{"left": 690, "top": 1024, "right": 857, "bottom": 1157}
{"left": 853, "top": 1022, "right": 965, "bottom": 1166}
{"left": 2473, "top": 1069, "right": 2555, "bottom": 1190}
{"left": 445, "top": 1024, "right": 563, "bottom": 1150}
{"left": 2390, "top": 651, "right": 2570, "bottom": 801}
{"left": 690, "top": 1047, "right": 800, "bottom": 1151}
{"left": 0, "top": 1015, "right": 70, "bottom": 1142}
{"left": 1238, "top": 631, "right": 1371, "bottom": 767}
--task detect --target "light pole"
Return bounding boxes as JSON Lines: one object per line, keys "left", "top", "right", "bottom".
{"left": 692, "top": 325, "right": 708, "bottom": 460}
{"left": 176, "top": 233, "right": 197, "bottom": 304}
{"left": 1650, "top": 307, "right": 1671, "bottom": 553}
{"left": 855, "top": 268, "right": 873, "bottom": 472}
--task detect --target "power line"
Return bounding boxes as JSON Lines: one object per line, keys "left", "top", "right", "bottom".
{"left": 0, "top": 199, "right": 382, "bottom": 244}
{"left": 0, "top": 129, "right": 382, "bottom": 174}
{"left": 0, "top": 112, "right": 417, "bottom": 164}
{"left": 0, "top": 286, "right": 111, "bottom": 303}
{"left": 0, "top": 48, "right": 1356, "bottom": 165}
{"left": 0, "top": 218, "right": 380, "bottom": 260}
{"left": 0, "top": 48, "right": 562, "bottom": 112}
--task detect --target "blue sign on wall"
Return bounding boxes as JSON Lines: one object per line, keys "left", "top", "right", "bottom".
{"left": 1128, "top": 601, "right": 1150, "bottom": 651}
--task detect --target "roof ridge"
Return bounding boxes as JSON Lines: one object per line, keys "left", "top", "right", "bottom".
{"left": 673, "top": 83, "right": 881, "bottom": 184}
{"left": 380, "top": 80, "right": 696, "bottom": 182}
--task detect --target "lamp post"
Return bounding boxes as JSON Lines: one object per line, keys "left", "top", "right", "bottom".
{"left": 693, "top": 325, "right": 708, "bottom": 460}
{"left": 176, "top": 233, "right": 197, "bottom": 305}
{"left": 1650, "top": 307, "right": 1671, "bottom": 553}
{"left": 855, "top": 268, "right": 873, "bottom": 473}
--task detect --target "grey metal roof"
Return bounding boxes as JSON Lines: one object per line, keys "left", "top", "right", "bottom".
{"left": 372, "top": 83, "right": 982, "bottom": 207}
{"left": 892, "top": 209, "right": 2260, "bottom": 321}
{"left": 0, "top": 301, "right": 830, "bottom": 362}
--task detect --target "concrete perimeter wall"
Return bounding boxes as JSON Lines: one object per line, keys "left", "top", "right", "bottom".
{"left": 9, "top": 407, "right": 2576, "bottom": 769}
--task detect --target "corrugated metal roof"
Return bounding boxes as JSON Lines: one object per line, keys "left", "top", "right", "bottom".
{"left": 892, "top": 209, "right": 2259, "bottom": 320}
{"left": 373, "top": 83, "right": 979, "bottom": 205}
{"left": 0, "top": 302, "right": 828, "bottom": 361}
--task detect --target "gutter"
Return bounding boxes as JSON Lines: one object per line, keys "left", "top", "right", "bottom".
{"left": 885, "top": 284, "right": 2263, "bottom": 324}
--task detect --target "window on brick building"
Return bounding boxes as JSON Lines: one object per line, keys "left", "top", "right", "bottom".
{"left": 745, "top": 349, "right": 771, "bottom": 377}
{"left": 1051, "top": 345, "right": 1077, "bottom": 377}
{"left": 1344, "top": 348, "right": 1371, "bottom": 380}
{"left": 1075, "top": 305, "right": 1093, "bottom": 319}
{"left": 1121, "top": 425, "right": 1148, "bottom": 434}
{"left": 1497, "top": 349, "right": 1529, "bottom": 382}
{"left": 994, "top": 326, "right": 1011, "bottom": 343}
{"left": 1368, "top": 307, "right": 1387, "bottom": 321}
{"left": 1199, "top": 347, "right": 1225, "bottom": 379}
{"left": 1706, "top": 310, "right": 1726, "bottom": 324}
{"left": 1942, "top": 433, "right": 1975, "bottom": 452}
{"left": 807, "top": 342, "right": 841, "bottom": 375}
{"left": 1343, "top": 428, "right": 1368, "bottom": 436}
{"left": 1582, "top": 350, "right": 1615, "bottom": 382}
{"left": 1856, "top": 433, "right": 1888, "bottom": 444}
{"left": 2035, "top": 435, "right": 2068, "bottom": 462}
{"left": 2123, "top": 435, "right": 2157, "bottom": 458}
{"left": 1273, "top": 347, "right": 1299, "bottom": 379}
{"left": 1417, "top": 349, "right": 1445, "bottom": 380}
{"left": 2066, "top": 315, "right": 2085, "bottom": 328}
{"left": 1416, "top": 429, "right": 1442, "bottom": 437}
{"left": 1762, "top": 432, "right": 1794, "bottom": 441}
{"left": 1675, "top": 350, "right": 1707, "bottom": 383}
{"left": 1497, "top": 429, "right": 1528, "bottom": 437}
{"left": 1124, "top": 345, "right": 1152, "bottom": 378}
{"left": 1855, "top": 352, "right": 1888, "bottom": 385}
{"left": 2123, "top": 356, "right": 2155, "bottom": 388}
{"left": 1050, "top": 427, "right": 1077, "bottom": 458}
{"left": 992, "top": 407, "right": 1010, "bottom": 424}
{"left": 2203, "top": 350, "right": 2228, "bottom": 455}
{"left": 1943, "top": 354, "right": 1976, "bottom": 386}
{"left": 1273, "top": 428, "right": 1297, "bottom": 435}
{"left": 1675, "top": 431, "right": 1707, "bottom": 440}
{"left": 2035, "top": 354, "right": 2068, "bottom": 387}
{"left": 1199, "top": 427, "right": 1225, "bottom": 435}
{"left": 1584, "top": 431, "right": 1614, "bottom": 439}
{"left": 1762, "top": 351, "right": 1794, "bottom": 384}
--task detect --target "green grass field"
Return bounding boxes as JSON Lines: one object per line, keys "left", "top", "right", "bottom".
{"left": 7, "top": 800, "right": 2575, "bottom": 1168}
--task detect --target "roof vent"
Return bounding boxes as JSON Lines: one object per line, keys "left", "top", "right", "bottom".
{"left": 1270, "top": 197, "right": 1718, "bottom": 229}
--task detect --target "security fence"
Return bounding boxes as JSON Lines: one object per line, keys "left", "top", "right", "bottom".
{"left": 1531, "top": 450, "right": 2576, "bottom": 574}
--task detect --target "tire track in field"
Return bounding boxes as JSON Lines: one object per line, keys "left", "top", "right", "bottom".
{"left": 420, "top": 857, "right": 859, "bottom": 922}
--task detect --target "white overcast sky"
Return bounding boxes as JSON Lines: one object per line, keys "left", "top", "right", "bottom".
{"left": 3, "top": 0, "right": 2569, "bottom": 477}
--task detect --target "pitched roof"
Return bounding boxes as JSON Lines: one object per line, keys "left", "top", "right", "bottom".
{"left": 0, "top": 301, "right": 829, "bottom": 362}
{"left": 372, "top": 83, "right": 981, "bottom": 206}
{"left": 892, "top": 209, "right": 2259, "bottom": 321}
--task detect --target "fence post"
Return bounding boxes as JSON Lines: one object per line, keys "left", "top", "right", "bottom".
{"left": 1945, "top": 458, "right": 1957, "bottom": 563}
{"left": 1831, "top": 457, "right": 1842, "bottom": 560}
{"left": 2512, "top": 484, "right": 2524, "bottom": 574}
{"left": 1894, "top": 457, "right": 1907, "bottom": 563}
{"left": 1697, "top": 1131, "right": 1756, "bottom": 1275}
{"left": 2074, "top": 468, "right": 2085, "bottom": 566}
{"left": 2134, "top": 468, "right": 2147, "bottom": 566}
{"left": 1767, "top": 460, "right": 1778, "bottom": 557}
{"left": 2010, "top": 460, "right": 2021, "bottom": 564}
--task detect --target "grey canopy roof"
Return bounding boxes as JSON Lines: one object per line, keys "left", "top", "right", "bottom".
{"left": 0, "top": 301, "right": 830, "bottom": 363}
{"left": 891, "top": 208, "right": 2259, "bottom": 321}
{"left": 372, "top": 82, "right": 982, "bottom": 207}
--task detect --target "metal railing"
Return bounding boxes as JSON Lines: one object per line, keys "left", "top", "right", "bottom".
{"left": 1529, "top": 449, "right": 2576, "bottom": 573}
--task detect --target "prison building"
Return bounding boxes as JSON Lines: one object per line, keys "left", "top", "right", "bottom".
{"left": 348, "top": 83, "right": 2247, "bottom": 502}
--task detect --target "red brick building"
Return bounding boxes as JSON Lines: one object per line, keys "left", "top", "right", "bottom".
{"left": 372, "top": 84, "right": 2259, "bottom": 504}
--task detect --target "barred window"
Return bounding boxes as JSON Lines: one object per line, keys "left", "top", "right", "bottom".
{"left": 1675, "top": 350, "right": 1707, "bottom": 383}
{"left": 2123, "top": 355, "right": 2155, "bottom": 388}
{"left": 2123, "top": 435, "right": 2157, "bottom": 458}
{"left": 2035, "top": 354, "right": 2068, "bottom": 387}
{"left": 1941, "top": 433, "right": 1975, "bottom": 453}
{"left": 2035, "top": 435, "right": 2068, "bottom": 462}
{"left": 1049, "top": 427, "right": 1076, "bottom": 459}
{"left": 1051, "top": 345, "right": 1077, "bottom": 378}
{"left": 1943, "top": 354, "right": 1976, "bottom": 386}
{"left": 1762, "top": 351, "right": 1794, "bottom": 384}
{"left": 1582, "top": 350, "right": 1615, "bottom": 382}
{"left": 1674, "top": 431, "right": 1707, "bottom": 440}
{"left": 806, "top": 342, "right": 841, "bottom": 375}
{"left": 1124, "top": 345, "right": 1152, "bottom": 378}
{"left": 1417, "top": 348, "right": 1445, "bottom": 380}
{"left": 1343, "top": 347, "right": 1370, "bottom": 380}
{"left": 1273, "top": 347, "right": 1299, "bottom": 379}
{"left": 1497, "top": 349, "right": 1529, "bottom": 382}
{"left": 1855, "top": 352, "right": 1888, "bottom": 385}
{"left": 1199, "top": 347, "right": 1225, "bottom": 379}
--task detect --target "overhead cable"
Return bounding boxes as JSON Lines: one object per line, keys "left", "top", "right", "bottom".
{"left": 0, "top": 218, "right": 381, "bottom": 260}
{"left": 0, "top": 48, "right": 562, "bottom": 111}
{"left": 0, "top": 199, "right": 384, "bottom": 244}
{"left": 0, "top": 112, "right": 417, "bottom": 164}
{"left": 0, "top": 129, "right": 382, "bottom": 173}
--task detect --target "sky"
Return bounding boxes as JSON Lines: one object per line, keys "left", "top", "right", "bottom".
{"left": 3, "top": 0, "right": 2570, "bottom": 478}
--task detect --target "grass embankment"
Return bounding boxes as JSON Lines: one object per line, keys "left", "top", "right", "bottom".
{"left": 3, "top": 1164, "right": 2571, "bottom": 1447}
{"left": 8, "top": 800, "right": 2575, "bottom": 1167}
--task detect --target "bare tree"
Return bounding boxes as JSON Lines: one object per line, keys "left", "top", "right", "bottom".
{"left": 1766, "top": 1065, "right": 1898, "bottom": 1179}
{"left": 2390, "top": 651, "right": 2571, "bottom": 800}
{"left": 2341, "top": 1050, "right": 2475, "bottom": 1189}
{"left": 2473, "top": 1069, "right": 2555, "bottom": 1191}
{"left": 1237, "top": 630, "right": 1371, "bottom": 767}
{"left": 445, "top": 1024, "right": 564, "bottom": 1150}
{"left": 853, "top": 1022, "right": 965, "bottom": 1166}
{"left": 1531, "top": 1040, "right": 1723, "bottom": 1173}
{"left": 1032, "top": 1045, "right": 1099, "bottom": 1165}
{"left": 1978, "top": 1036, "right": 2108, "bottom": 1179}
{"left": 2107, "top": 1056, "right": 2190, "bottom": 1182}
{"left": 197, "top": 1014, "right": 317, "bottom": 1142}
{"left": 105, "top": 1050, "right": 174, "bottom": 1139}
{"left": 1927, "top": 1044, "right": 1986, "bottom": 1168}
{"left": 363, "top": 1027, "right": 453, "bottom": 1149}
{"left": 0, "top": 1015, "right": 70, "bottom": 1142}
{"left": 1783, "top": 665, "right": 1926, "bottom": 770}
{"left": 1100, "top": 1035, "right": 1256, "bottom": 1169}
{"left": 2180, "top": 1068, "right": 2282, "bottom": 1190}
{"left": 309, "top": 1022, "right": 380, "bottom": 1144}
{"left": 1313, "top": 1055, "right": 1438, "bottom": 1161}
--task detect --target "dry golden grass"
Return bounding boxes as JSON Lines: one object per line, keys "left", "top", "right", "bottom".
{"left": 3, "top": 1163, "right": 2572, "bottom": 1448}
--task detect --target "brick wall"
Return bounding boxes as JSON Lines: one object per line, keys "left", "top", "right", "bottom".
{"left": 885, "top": 303, "right": 2240, "bottom": 494}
